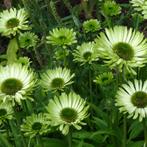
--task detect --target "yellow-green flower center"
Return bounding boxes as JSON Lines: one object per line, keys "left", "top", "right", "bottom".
{"left": 113, "top": 42, "right": 134, "bottom": 60}
{"left": 51, "top": 78, "right": 64, "bottom": 89}
{"left": 32, "top": 122, "right": 42, "bottom": 130}
{"left": 1, "top": 78, "right": 23, "bottom": 95}
{"left": 83, "top": 51, "right": 92, "bottom": 60}
{"left": 60, "top": 108, "right": 78, "bottom": 123}
{"left": 0, "top": 108, "right": 7, "bottom": 117}
{"left": 131, "top": 91, "right": 147, "bottom": 108}
{"left": 6, "top": 18, "right": 19, "bottom": 29}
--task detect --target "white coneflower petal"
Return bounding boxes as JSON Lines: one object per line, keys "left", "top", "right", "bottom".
{"left": 115, "top": 80, "right": 147, "bottom": 121}
{"left": 46, "top": 92, "right": 89, "bottom": 135}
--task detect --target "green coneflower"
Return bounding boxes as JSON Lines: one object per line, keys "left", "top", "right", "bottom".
{"left": 0, "top": 101, "right": 13, "bottom": 124}
{"left": 19, "top": 32, "right": 38, "bottom": 49}
{"left": 73, "top": 42, "right": 99, "bottom": 65}
{"left": 130, "top": 0, "right": 145, "bottom": 12}
{"left": 40, "top": 67, "right": 75, "bottom": 92}
{"left": 101, "top": 1, "right": 121, "bottom": 16}
{"left": 0, "top": 8, "right": 30, "bottom": 36}
{"left": 95, "top": 26, "right": 147, "bottom": 74}
{"left": 17, "top": 57, "right": 31, "bottom": 66}
{"left": 115, "top": 80, "right": 147, "bottom": 121}
{"left": 0, "top": 64, "right": 36, "bottom": 105}
{"left": 94, "top": 72, "right": 113, "bottom": 86}
{"left": 46, "top": 92, "right": 89, "bottom": 135}
{"left": 46, "top": 28, "right": 77, "bottom": 47}
{"left": 21, "top": 113, "right": 50, "bottom": 138}
{"left": 83, "top": 19, "right": 101, "bottom": 33}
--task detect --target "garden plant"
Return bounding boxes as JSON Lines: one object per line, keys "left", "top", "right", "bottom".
{"left": 0, "top": 0, "right": 147, "bottom": 147}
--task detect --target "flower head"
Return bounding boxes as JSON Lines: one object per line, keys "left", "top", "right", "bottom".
{"left": 95, "top": 26, "right": 147, "bottom": 74}
{"left": 73, "top": 42, "right": 99, "bottom": 65}
{"left": 130, "top": 0, "right": 145, "bottom": 12}
{"left": 101, "top": 1, "right": 121, "bottom": 16}
{"left": 40, "top": 67, "right": 75, "bottom": 92}
{"left": 46, "top": 92, "right": 89, "bottom": 135}
{"left": 115, "top": 80, "right": 147, "bottom": 121}
{"left": 94, "top": 72, "right": 113, "bottom": 86}
{"left": 19, "top": 32, "right": 38, "bottom": 49}
{"left": 0, "top": 101, "right": 13, "bottom": 124}
{"left": 83, "top": 19, "right": 101, "bottom": 33}
{"left": 21, "top": 113, "right": 50, "bottom": 138}
{"left": 46, "top": 28, "right": 77, "bottom": 47}
{"left": 0, "top": 64, "right": 36, "bottom": 105}
{"left": 0, "top": 8, "right": 30, "bottom": 36}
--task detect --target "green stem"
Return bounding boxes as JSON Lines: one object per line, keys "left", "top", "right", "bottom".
{"left": 143, "top": 119, "right": 147, "bottom": 147}
{"left": 67, "top": 130, "right": 72, "bottom": 147}
{"left": 122, "top": 115, "right": 127, "bottom": 147}
{"left": 89, "top": 67, "right": 92, "bottom": 103}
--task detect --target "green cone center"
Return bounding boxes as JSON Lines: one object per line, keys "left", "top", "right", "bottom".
{"left": 51, "top": 78, "right": 64, "bottom": 89}
{"left": 59, "top": 36, "right": 67, "bottom": 42}
{"left": 113, "top": 42, "right": 134, "bottom": 60}
{"left": 60, "top": 107, "right": 78, "bottom": 123}
{"left": 83, "top": 51, "right": 92, "bottom": 60}
{"left": 1, "top": 78, "right": 23, "bottom": 95}
{"left": 32, "top": 122, "right": 42, "bottom": 130}
{"left": 131, "top": 91, "right": 147, "bottom": 108}
{"left": 0, "top": 108, "right": 7, "bottom": 117}
{"left": 6, "top": 18, "right": 19, "bottom": 29}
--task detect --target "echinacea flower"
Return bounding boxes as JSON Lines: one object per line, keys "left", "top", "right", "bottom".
{"left": 83, "top": 19, "right": 101, "bottom": 33}
{"left": 101, "top": 1, "right": 121, "bottom": 16}
{"left": 0, "top": 101, "right": 13, "bottom": 124}
{"left": 40, "top": 67, "right": 74, "bottom": 92}
{"left": 95, "top": 26, "right": 147, "bottom": 74}
{"left": 130, "top": 0, "right": 145, "bottom": 12}
{"left": 46, "top": 92, "right": 89, "bottom": 135}
{"left": 94, "top": 72, "right": 113, "bottom": 86}
{"left": 21, "top": 113, "right": 50, "bottom": 138}
{"left": 130, "top": 0, "right": 147, "bottom": 19}
{"left": 0, "top": 8, "right": 30, "bottom": 36}
{"left": 0, "top": 64, "right": 36, "bottom": 105}
{"left": 115, "top": 80, "right": 147, "bottom": 121}
{"left": 73, "top": 42, "right": 99, "bottom": 65}
{"left": 46, "top": 28, "right": 77, "bottom": 47}
{"left": 19, "top": 32, "right": 38, "bottom": 49}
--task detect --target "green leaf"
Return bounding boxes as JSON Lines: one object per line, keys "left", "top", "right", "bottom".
{"left": 41, "top": 138, "right": 66, "bottom": 147}
{"left": 128, "top": 120, "right": 143, "bottom": 140}
{"left": 127, "top": 141, "right": 144, "bottom": 147}
{"left": 0, "top": 133, "right": 12, "bottom": 147}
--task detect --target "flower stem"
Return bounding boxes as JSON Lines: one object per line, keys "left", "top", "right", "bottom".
{"left": 122, "top": 115, "right": 127, "bottom": 147}
{"left": 67, "top": 129, "right": 72, "bottom": 147}
{"left": 143, "top": 119, "right": 147, "bottom": 147}
{"left": 89, "top": 68, "right": 92, "bottom": 103}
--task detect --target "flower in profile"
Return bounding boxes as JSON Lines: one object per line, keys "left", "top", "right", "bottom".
{"left": 130, "top": 0, "right": 147, "bottom": 19}
{"left": 0, "top": 8, "right": 30, "bottom": 36}
{"left": 73, "top": 42, "right": 99, "bottom": 65}
{"left": 130, "top": 0, "right": 145, "bottom": 12}
{"left": 0, "top": 64, "right": 36, "bottom": 105}
{"left": 19, "top": 32, "right": 38, "bottom": 49}
{"left": 83, "top": 19, "right": 101, "bottom": 33}
{"left": 101, "top": 1, "right": 121, "bottom": 16}
{"left": 40, "top": 67, "right": 74, "bottom": 92}
{"left": 0, "top": 101, "right": 13, "bottom": 124}
{"left": 46, "top": 92, "right": 89, "bottom": 135}
{"left": 115, "top": 80, "right": 147, "bottom": 122}
{"left": 17, "top": 56, "right": 31, "bottom": 66}
{"left": 95, "top": 26, "right": 147, "bottom": 74}
{"left": 21, "top": 113, "right": 50, "bottom": 138}
{"left": 94, "top": 72, "right": 113, "bottom": 86}
{"left": 46, "top": 28, "right": 77, "bottom": 47}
